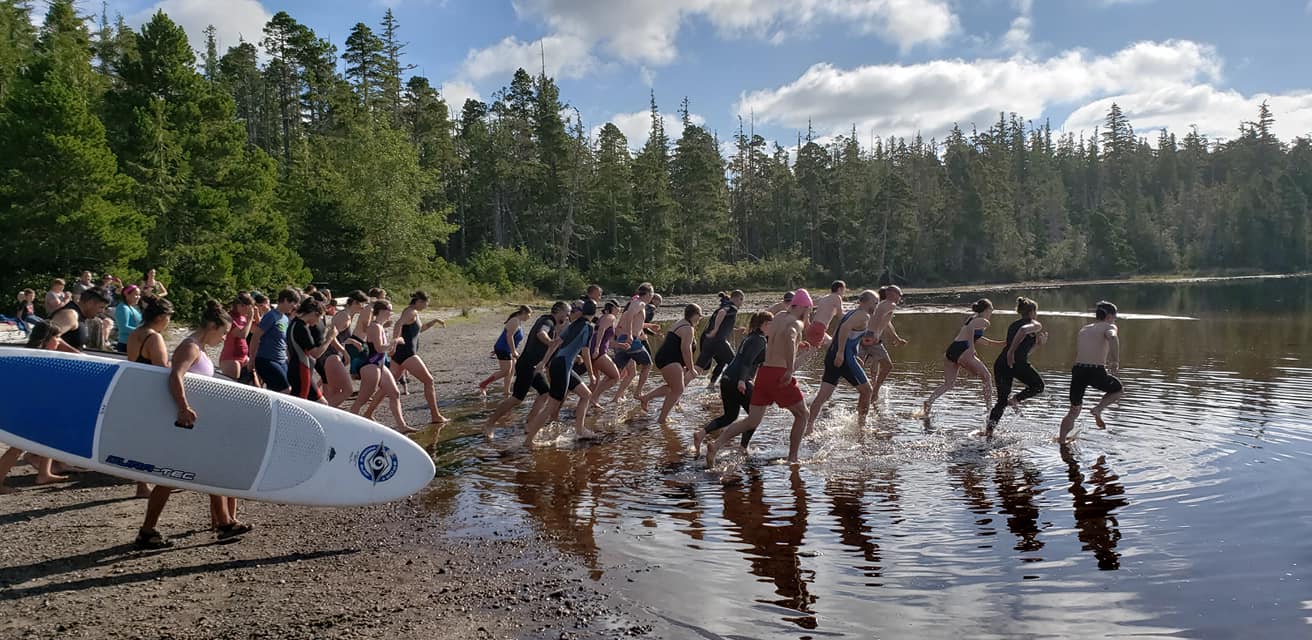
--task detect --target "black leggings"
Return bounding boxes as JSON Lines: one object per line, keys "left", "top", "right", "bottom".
{"left": 704, "top": 377, "right": 756, "bottom": 447}
{"left": 990, "top": 359, "right": 1045, "bottom": 423}
{"left": 695, "top": 337, "right": 734, "bottom": 384}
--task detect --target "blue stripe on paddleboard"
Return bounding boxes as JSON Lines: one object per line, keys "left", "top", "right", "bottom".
{"left": 0, "top": 356, "right": 116, "bottom": 458}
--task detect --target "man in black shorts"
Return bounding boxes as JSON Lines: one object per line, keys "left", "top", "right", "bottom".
{"left": 1059, "top": 301, "right": 1124, "bottom": 443}
{"left": 482, "top": 302, "right": 568, "bottom": 439}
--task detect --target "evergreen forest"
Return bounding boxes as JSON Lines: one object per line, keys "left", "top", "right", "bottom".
{"left": 2, "top": 1, "right": 1310, "bottom": 311}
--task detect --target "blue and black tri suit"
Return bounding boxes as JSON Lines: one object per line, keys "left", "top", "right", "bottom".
{"left": 821, "top": 309, "right": 869, "bottom": 387}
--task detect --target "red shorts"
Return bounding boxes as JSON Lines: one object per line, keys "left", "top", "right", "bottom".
{"left": 805, "top": 321, "right": 828, "bottom": 347}
{"left": 751, "top": 365, "right": 804, "bottom": 408}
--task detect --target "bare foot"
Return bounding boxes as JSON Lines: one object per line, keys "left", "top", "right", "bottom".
{"left": 638, "top": 396, "right": 650, "bottom": 412}
{"left": 482, "top": 423, "right": 496, "bottom": 441}
{"left": 430, "top": 414, "right": 448, "bottom": 425}
{"left": 35, "top": 473, "right": 70, "bottom": 485}
{"left": 921, "top": 401, "right": 931, "bottom": 417}
{"left": 1090, "top": 408, "right": 1108, "bottom": 429}
{"left": 705, "top": 438, "right": 718, "bottom": 467}
{"left": 692, "top": 430, "right": 705, "bottom": 456}
{"left": 395, "top": 424, "right": 419, "bottom": 434}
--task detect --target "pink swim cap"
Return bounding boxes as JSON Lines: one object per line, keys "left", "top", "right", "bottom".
{"left": 791, "top": 288, "right": 814, "bottom": 308}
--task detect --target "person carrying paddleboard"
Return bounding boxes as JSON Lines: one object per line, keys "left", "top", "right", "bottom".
{"left": 137, "top": 301, "right": 249, "bottom": 549}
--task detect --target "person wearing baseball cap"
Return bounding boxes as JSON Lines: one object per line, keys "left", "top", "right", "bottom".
{"left": 707, "top": 288, "right": 813, "bottom": 466}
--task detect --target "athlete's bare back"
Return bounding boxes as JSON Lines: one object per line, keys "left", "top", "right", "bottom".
{"left": 1075, "top": 321, "right": 1120, "bottom": 371}
{"left": 812, "top": 293, "right": 844, "bottom": 329}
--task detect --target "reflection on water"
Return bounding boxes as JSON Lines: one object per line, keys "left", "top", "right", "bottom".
{"left": 420, "top": 276, "right": 1312, "bottom": 638}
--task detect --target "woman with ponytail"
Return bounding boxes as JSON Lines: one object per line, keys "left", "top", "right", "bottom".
{"left": 479, "top": 305, "right": 532, "bottom": 396}
{"left": 388, "top": 291, "right": 447, "bottom": 425}
{"left": 923, "top": 298, "right": 1005, "bottom": 418}
{"left": 137, "top": 301, "right": 249, "bottom": 549}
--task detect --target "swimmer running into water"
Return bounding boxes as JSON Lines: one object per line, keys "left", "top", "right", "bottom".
{"left": 707, "top": 289, "right": 813, "bottom": 466}
{"left": 1059, "top": 301, "right": 1124, "bottom": 443}
{"left": 388, "top": 291, "right": 448, "bottom": 425}
{"left": 639, "top": 304, "right": 702, "bottom": 425}
{"left": 482, "top": 302, "right": 568, "bottom": 439}
{"left": 694, "top": 311, "right": 771, "bottom": 457}
{"left": 987, "top": 297, "right": 1048, "bottom": 437}
{"left": 804, "top": 281, "right": 846, "bottom": 350}
{"left": 860, "top": 286, "right": 908, "bottom": 400}
{"left": 479, "top": 305, "right": 531, "bottom": 396}
{"left": 806, "top": 290, "right": 879, "bottom": 433}
{"left": 923, "top": 298, "right": 1006, "bottom": 417}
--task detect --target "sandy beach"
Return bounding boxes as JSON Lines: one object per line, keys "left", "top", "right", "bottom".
{"left": 0, "top": 306, "right": 672, "bottom": 640}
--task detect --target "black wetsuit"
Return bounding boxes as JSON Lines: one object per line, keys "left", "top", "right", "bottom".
{"left": 989, "top": 319, "right": 1045, "bottom": 423}
{"left": 511, "top": 314, "right": 555, "bottom": 400}
{"left": 695, "top": 301, "right": 737, "bottom": 383}
{"left": 704, "top": 331, "right": 767, "bottom": 447}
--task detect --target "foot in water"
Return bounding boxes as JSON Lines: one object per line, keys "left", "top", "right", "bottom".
{"left": 576, "top": 429, "right": 598, "bottom": 440}
{"left": 1090, "top": 407, "right": 1108, "bottom": 429}
{"left": 692, "top": 430, "right": 705, "bottom": 457}
{"left": 395, "top": 424, "right": 419, "bottom": 434}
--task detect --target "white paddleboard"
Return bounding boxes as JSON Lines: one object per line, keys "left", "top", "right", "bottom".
{"left": 0, "top": 349, "right": 436, "bottom": 506}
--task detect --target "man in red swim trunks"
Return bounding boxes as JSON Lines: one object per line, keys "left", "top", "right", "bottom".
{"left": 707, "top": 288, "right": 813, "bottom": 465}
{"left": 804, "top": 280, "right": 845, "bottom": 350}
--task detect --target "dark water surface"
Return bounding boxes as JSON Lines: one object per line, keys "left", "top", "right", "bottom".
{"left": 419, "top": 276, "right": 1312, "bottom": 639}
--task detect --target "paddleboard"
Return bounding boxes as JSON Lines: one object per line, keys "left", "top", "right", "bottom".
{"left": 0, "top": 349, "right": 436, "bottom": 506}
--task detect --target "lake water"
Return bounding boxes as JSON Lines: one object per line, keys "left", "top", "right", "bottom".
{"left": 420, "top": 276, "right": 1312, "bottom": 639}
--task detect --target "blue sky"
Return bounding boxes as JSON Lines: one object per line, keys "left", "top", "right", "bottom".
{"left": 91, "top": 0, "right": 1312, "bottom": 150}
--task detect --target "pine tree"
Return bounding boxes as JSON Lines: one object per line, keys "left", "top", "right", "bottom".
{"left": 0, "top": 0, "right": 148, "bottom": 292}
{"left": 343, "top": 22, "right": 385, "bottom": 114}
{"left": 378, "top": 9, "right": 413, "bottom": 126}
{"left": 630, "top": 93, "right": 677, "bottom": 286}
{"left": 0, "top": 0, "right": 36, "bottom": 102}
{"left": 105, "top": 11, "right": 305, "bottom": 310}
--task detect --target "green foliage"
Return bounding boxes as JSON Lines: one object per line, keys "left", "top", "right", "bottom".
{"left": 5, "top": 1, "right": 1311, "bottom": 313}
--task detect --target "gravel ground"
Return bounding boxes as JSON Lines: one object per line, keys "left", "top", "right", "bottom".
{"left": 0, "top": 304, "right": 673, "bottom": 640}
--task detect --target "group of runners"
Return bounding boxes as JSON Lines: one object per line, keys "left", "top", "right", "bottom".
{"left": 477, "top": 281, "right": 1125, "bottom": 463}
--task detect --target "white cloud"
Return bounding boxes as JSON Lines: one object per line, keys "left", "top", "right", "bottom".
{"left": 459, "top": 33, "right": 597, "bottom": 81}
{"left": 440, "top": 80, "right": 481, "bottom": 109}
{"left": 1001, "top": 0, "right": 1034, "bottom": 54}
{"left": 140, "top": 0, "right": 271, "bottom": 57}
{"left": 1061, "top": 86, "right": 1312, "bottom": 143}
{"left": 736, "top": 39, "right": 1224, "bottom": 141}
{"left": 593, "top": 109, "right": 706, "bottom": 149}
{"left": 506, "top": 0, "right": 958, "bottom": 68}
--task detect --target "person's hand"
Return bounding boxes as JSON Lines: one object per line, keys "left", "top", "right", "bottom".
{"left": 176, "top": 405, "right": 197, "bottom": 427}
{"left": 834, "top": 354, "right": 844, "bottom": 368}
{"left": 1007, "top": 354, "right": 1015, "bottom": 368}
{"left": 737, "top": 381, "right": 746, "bottom": 394}
{"left": 1109, "top": 363, "right": 1120, "bottom": 376}
{"left": 1037, "top": 331, "right": 1049, "bottom": 346}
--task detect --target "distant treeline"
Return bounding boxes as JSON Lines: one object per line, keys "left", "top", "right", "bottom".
{"left": 2, "top": 1, "right": 1309, "bottom": 311}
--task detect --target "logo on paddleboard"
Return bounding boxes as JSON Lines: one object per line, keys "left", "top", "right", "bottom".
{"left": 357, "top": 442, "right": 398, "bottom": 484}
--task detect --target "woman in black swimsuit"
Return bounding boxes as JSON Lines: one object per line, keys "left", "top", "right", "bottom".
{"left": 639, "top": 304, "right": 702, "bottom": 425}
{"left": 124, "top": 297, "right": 175, "bottom": 498}
{"left": 923, "top": 298, "right": 1005, "bottom": 417}
{"left": 388, "top": 291, "right": 447, "bottom": 425}
{"left": 349, "top": 300, "right": 412, "bottom": 432}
